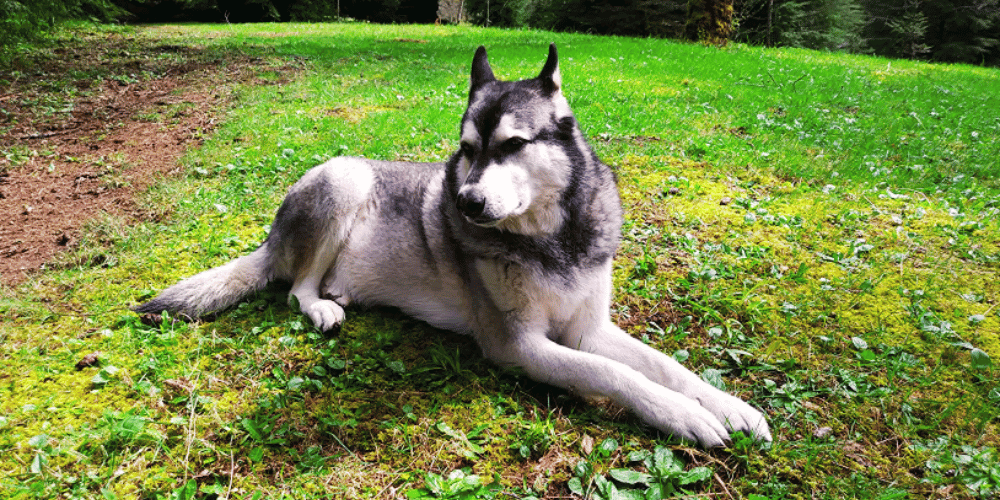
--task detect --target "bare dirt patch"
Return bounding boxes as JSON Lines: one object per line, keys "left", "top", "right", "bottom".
{"left": 0, "top": 28, "right": 288, "bottom": 286}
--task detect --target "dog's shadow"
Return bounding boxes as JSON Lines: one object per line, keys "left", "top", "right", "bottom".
{"left": 149, "top": 281, "right": 643, "bottom": 465}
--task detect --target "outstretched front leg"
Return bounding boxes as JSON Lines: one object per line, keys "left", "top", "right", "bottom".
{"left": 577, "top": 322, "right": 772, "bottom": 442}
{"left": 486, "top": 332, "right": 735, "bottom": 448}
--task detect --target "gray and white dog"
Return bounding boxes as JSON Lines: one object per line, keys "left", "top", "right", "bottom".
{"left": 134, "top": 44, "right": 771, "bottom": 447}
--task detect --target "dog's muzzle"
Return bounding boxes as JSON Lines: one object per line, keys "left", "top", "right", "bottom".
{"left": 456, "top": 189, "right": 487, "bottom": 221}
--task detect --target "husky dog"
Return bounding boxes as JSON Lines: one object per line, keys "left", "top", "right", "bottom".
{"left": 134, "top": 44, "right": 771, "bottom": 447}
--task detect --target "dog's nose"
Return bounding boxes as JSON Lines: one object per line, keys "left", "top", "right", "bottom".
{"left": 456, "top": 189, "right": 486, "bottom": 219}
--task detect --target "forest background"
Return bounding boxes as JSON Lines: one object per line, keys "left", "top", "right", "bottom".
{"left": 3, "top": 0, "right": 1000, "bottom": 67}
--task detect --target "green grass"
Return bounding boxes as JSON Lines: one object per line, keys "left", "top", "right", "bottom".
{"left": 2, "top": 23, "right": 999, "bottom": 499}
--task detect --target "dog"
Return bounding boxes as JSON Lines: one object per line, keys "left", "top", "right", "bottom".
{"left": 134, "top": 44, "right": 771, "bottom": 447}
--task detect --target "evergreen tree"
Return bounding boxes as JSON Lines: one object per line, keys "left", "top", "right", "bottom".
{"left": 885, "top": 0, "right": 930, "bottom": 58}
{"left": 734, "top": 0, "right": 866, "bottom": 51}
{"left": 861, "top": 0, "right": 1000, "bottom": 65}
{"left": 923, "top": 0, "right": 1000, "bottom": 64}
{"left": 466, "top": 0, "right": 688, "bottom": 37}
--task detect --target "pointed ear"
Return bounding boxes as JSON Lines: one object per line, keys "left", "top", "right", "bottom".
{"left": 537, "top": 43, "right": 561, "bottom": 94}
{"left": 470, "top": 46, "right": 495, "bottom": 95}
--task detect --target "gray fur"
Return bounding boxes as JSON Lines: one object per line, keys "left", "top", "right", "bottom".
{"left": 133, "top": 44, "right": 771, "bottom": 447}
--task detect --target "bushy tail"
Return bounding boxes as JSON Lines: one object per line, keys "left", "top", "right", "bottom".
{"left": 133, "top": 247, "right": 273, "bottom": 319}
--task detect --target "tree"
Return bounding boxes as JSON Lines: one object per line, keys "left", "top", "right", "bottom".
{"left": 886, "top": 0, "right": 930, "bottom": 58}
{"left": 922, "top": 0, "right": 1000, "bottom": 64}
{"left": 734, "top": 0, "right": 866, "bottom": 51}
{"left": 861, "top": 0, "right": 1000, "bottom": 65}
{"left": 437, "top": 0, "right": 465, "bottom": 23}
{"left": 685, "top": 0, "right": 735, "bottom": 45}
{"left": 462, "top": 0, "right": 688, "bottom": 37}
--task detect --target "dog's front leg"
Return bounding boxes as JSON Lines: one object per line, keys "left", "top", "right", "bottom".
{"left": 486, "top": 333, "right": 733, "bottom": 448}
{"left": 576, "top": 322, "right": 772, "bottom": 442}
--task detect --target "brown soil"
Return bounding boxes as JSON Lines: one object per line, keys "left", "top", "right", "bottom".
{"left": 0, "top": 28, "right": 285, "bottom": 286}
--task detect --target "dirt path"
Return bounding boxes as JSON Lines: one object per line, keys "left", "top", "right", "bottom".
{"left": 0, "top": 28, "right": 284, "bottom": 286}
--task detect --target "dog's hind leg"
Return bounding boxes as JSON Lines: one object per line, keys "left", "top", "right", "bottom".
{"left": 271, "top": 158, "right": 374, "bottom": 333}
{"left": 289, "top": 242, "right": 346, "bottom": 333}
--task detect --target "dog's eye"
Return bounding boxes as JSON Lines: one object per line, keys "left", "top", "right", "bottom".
{"left": 504, "top": 137, "right": 528, "bottom": 151}
{"left": 460, "top": 143, "right": 475, "bottom": 157}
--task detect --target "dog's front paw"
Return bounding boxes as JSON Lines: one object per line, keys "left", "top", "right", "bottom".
{"left": 303, "top": 299, "right": 346, "bottom": 333}
{"left": 638, "top": 389, "right": 731, "bottom": 448}
{"left": 698, "top": 392, "right": 772, "bottom": 442}
{"left": 666, "top": 405, "right": 733, "bottom": 448}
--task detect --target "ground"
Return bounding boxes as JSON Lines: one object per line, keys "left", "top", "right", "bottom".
{"left": 2, "top": 24, "right": 998, "bottom": 499}
{"left": 0, "top": 28, "right": 279, "bottom": 286}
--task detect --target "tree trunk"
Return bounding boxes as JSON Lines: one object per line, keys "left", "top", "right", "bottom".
{"left": 685, "top": 0, "right": 734, "bottom": 45}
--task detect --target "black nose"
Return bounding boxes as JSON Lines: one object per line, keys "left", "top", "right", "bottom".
{"left": 456, "top": 190, "right": 486, "bottom": 219}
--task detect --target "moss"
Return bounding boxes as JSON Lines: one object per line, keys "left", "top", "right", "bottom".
{"left": 613, "top": 151, "right": 999, "bottom": 465}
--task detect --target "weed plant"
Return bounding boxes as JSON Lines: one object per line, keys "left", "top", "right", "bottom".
{"left": 1, "top": 23, "right": 998, "bottom": 499}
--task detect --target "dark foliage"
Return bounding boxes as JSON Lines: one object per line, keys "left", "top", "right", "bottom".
{"left": 733, "top": 0, "right": 999, "bottom": 65}
{"left": 862, "top": 0, "right": 1000, "bottom": 65}
{"left": 1, "top": 0, "right": 122, "bottom": 57}
{"left": 464, "top": 0, "right": 688, "bottom": 38}
{"left": 111, "top": 0, "right": 438, "bottom": 24}
{"left": 4, "top": 0, "right": 997, "bottom": 67}
{"left": 734, "top": 0, "right": 866, "bottom": 51}
{"left": 338, "top": 0, "right": 439, "bottom": 23}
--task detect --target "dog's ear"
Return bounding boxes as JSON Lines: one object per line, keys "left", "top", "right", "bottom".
{"left": 537, "top": 43, "right": 561, "bottom": 94}
{"left": 470, "top": 46, "right": 495, "bottom": 95}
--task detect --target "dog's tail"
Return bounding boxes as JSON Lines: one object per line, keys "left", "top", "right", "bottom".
{"left": 132, "top": 246, "right": 274, "bottom": 319}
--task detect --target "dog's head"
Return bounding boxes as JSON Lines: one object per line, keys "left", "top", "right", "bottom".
{"left": 452, "top": 44, "right": 585, "bottom": 236}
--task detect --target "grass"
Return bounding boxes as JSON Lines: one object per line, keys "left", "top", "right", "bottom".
{"left": 2, "top": 22, "right": 999, "bottom": 499}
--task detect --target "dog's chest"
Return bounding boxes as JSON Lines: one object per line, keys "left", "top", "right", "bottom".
{"left": 474, "top": 258, "right": 596, "bottom": 329}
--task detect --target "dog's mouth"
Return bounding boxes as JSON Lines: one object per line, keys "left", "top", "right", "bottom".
{"left": 464, "top": 214, "right": 504, "bottom": 227}
{"left": 466, "top": 202, "right": 526, "bottom": 228}
{"left": 463, "top": 203, "right": 526, "bottom": 228}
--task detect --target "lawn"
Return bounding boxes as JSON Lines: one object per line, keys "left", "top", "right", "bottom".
{"left": 1, "top": 22, "right": 998, "bottom": 499}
